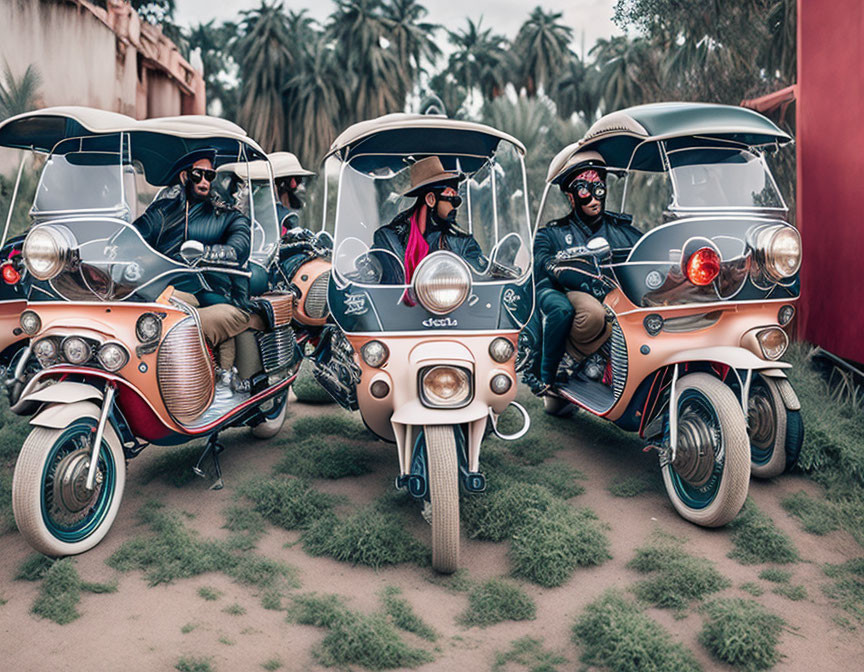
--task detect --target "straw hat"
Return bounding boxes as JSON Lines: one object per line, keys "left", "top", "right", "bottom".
{"left": 402, "top": 156, "right": 464, "bottom": 197}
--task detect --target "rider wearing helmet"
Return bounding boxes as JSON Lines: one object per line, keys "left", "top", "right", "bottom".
{"left": 271, "top": 152, "right": 315, "bottom": 235}
{"left": 527, "top": 151, "right": 641, "bottom": 398}
{"left": 373, "top": 156, "right": 486, "bottom": 286}
{"left": 133, "top": 148, "right": 255, "bottom": 371}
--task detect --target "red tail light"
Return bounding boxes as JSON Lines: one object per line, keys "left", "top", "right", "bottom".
{"left": 1, "top": 263, "right": 20, "bottom": 285}
{"left": 685, "top": 247, "right": 720, "bottom": 286}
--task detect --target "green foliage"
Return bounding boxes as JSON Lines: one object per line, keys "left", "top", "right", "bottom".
{"left": 108, "top": 502, "right": 298, "bottom": 590}
{"left": 181, "top": 622, "right": 197, "bottom": 634}
{"left": 380, "top": 586, "right": 437, "bottom": 641}
{"left": 772, "top": 584, "right": 807, "bottom": 601}
{"left": 0, "top": 61, "right": 42, "bottom": 117}
{"left": 740, "top": 582, "right": 764, "bottom": 597}
{"left": 608, "top": 475, "right": 655, "bottom": 498}
{"left": 492, "top": 636, "right": 568, "bottom": 672}
{"left": 223, "top": 602, "right": 246, "bottom": 616}
{"left": 238, "top": 477, "right": 339, "bottom": 530}
{"left": 140, "top": 443, "right": 206, "bottom": 487}
{"left": 31, "top": 559, "right": 83, "bottom": 625}
{"left": 15, "top": 553, "right": 55, "bottom": 581}
{"left": 758, "top": 568, "right": 792, "bottom": 584}
{"left": 510, "top": 504, "right": 611, "bottom": 588}
{"left": 292, "top": 368, "right": 335, "bottom": 404}
{"left": 699, "top": 598, "right": 785, "bottom": 672}
{"left": 728, "top": 499, "right": 799, "bottom": 565}
{"left": 290, "top": 593, "right": 434, "bottom": 669}
{"left": 459, "top": 578, "right": 536, "bottom": 628}
{"left": 260, "top": 659, "right": 283, "bottom": 671}
{"left": 275, "top": 437, "right": 371, "bottom": 479}
{"left": 462, "top": 481, "right": 559, "bottom": 542}
{"left": 223, "top": 503, "right": 267, "bottom": 549}
{"left": 289, "top": 414, "right": 370, "bottom": 442}
{"left": 0, "top": 402, "right": 31, "bottom": 533}
{"left": 781, "top": 490, "right": 842, "bottom": 536}
{"left": 175, "top": 657, "right": 214, "bottom": 672}
{"left": 572, "top": 590, "right": 702, "bottom": 672}
{"left": 424, "top": 568, "right": 473, "bottom": 593}
{"left": 302, "top": 507, "right": 427, "bottom": 569}
{"left": 822, "top": 559, "right": 864, "bottom": 622}
{"left": 198, "top": 586, "right": 222, "bottom": 601}
{"left": 628, "top": 534, "right": 730, "bottom": 611}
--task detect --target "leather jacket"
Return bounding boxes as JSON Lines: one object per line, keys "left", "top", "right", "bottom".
{"left": 372, "top": 208, "right": 487, "bottom": 284}
{"left": 534, "top": 209, "right": 641, "bottom": 297}
{"left": 134, "top": 186, "right": 251, "bottom": 306}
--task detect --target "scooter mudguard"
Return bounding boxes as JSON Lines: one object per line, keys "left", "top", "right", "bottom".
{"left": 658, "top": 345, "right": 791, "bottom": 372}
{"left": 30, "top": 399, "right": 103, "bottom": 429}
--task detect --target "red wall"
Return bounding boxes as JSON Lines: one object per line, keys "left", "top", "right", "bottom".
{"left": 797, "top": 0, "right": 864, "bottom": 361}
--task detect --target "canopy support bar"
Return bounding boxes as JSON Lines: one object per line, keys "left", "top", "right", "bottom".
{"left": 1, "top": 152, "right": 27, "bottom": 249}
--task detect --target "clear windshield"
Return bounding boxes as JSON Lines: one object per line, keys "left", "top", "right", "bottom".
{"left": 330, "top": 141, "right": 531, "bottom": 286}
{"left": 211, "top": 172, "right": 280, "bottom": 266}
{"left": 666, "top": 146, "right": 785, "bottom": 212}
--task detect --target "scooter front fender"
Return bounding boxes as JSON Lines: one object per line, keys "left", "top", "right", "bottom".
{"left": 21, "top": 381, "right": 104, "bottom": 407}
{"left": 30, "top": 399, "right": 103, "bottom": 429}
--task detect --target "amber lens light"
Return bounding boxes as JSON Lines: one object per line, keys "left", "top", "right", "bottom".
{"left": 421, "top": 366, "right": 471, "bottom": 407}
{"left": 489, "top": 337, "right": 514, "bottom": 363}
{"left": 685, "top": 247, "right": 721, "bottom": 286}
{"left": 757, "top": 327, "right": 789, "bottom": 361}
{"left": 361, "top": 340, "right": 389, "bottom": 367}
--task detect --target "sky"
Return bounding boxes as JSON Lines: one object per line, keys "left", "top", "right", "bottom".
{"left": 174, "top": 0, "right": 623, "bottom": 59}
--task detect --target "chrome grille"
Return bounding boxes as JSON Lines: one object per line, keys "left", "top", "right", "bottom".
{"left": 157, "top": 317, "right": 214, "bottom": 424}
{"left": 257, "top": 326, "right": 296, "bottom": 373}
{"left": 608, "top": 313, "right": 628, "bottom": 400}
{"left": 304, "top": 270, "right": 330, "bottom": 319}
{"left": 255, "top": 292, "right": 294, "bottom": 327}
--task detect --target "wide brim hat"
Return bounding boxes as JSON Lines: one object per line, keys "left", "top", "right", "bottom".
{"left": 269, "top": 151, "right": 315, "bottom": 178}
{"left": 167, "top": 147, "right": 218, "bottom": 183}
{"left": 402, "top": 156, "right": 465, "bottom": 197}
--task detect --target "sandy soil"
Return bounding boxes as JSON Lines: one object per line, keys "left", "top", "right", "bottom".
{"left": 0, "top": 398, "right": 862, "bottom": 672}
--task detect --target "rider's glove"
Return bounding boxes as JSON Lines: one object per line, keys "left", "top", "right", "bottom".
{"left": 202, "top": 244, "right": 239, "bottom": 266}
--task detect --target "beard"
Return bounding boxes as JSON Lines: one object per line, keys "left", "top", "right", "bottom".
{"left": 185, "top": 179, "right": 209, "bottom": 203}
{"left": 430, "top": 208, "right": 458, "bottom": 229}
{"left": 286, "top": 188, "right": 303, "bottom": 210}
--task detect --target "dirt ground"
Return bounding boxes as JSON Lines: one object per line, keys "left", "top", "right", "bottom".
{"left": 0, "top": 396, "right": 862, "bottom": 672}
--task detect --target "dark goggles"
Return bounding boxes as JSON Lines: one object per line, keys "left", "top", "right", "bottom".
{"left": 435, "top": 192, "right": 462, "bottom": 208}
{"left": 189, "top": 168, "right": 217, "bottom": 184}
{"left": 568, "top": 179, "right": 606, "bottom": 204}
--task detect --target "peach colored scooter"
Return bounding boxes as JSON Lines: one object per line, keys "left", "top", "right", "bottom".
{"left": 315, "top": 113, "right": 534, "bottom": 572}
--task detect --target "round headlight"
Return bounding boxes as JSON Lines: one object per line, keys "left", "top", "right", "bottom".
{"left": 757, "top": 327, "right": 789, "bottom": 361}
{"left": 136, "top": 313, "right": 162, "bottom": 342}
{"left": 97, "top": 343, "right": 129, "bottom": 372}
{"left": 490, "top": 373, "right": 512, "bottom": 395}
{"left": 22, "top": 225, "right": 74, "bottom": 281}
{"left": 61, "top": 336, "right": 92, "bottom": 365}
{"left": 421, "top": 365, "right": 471, "bottom": 407}
{"left": 412, "top": 252, "right": 471, "bottom": 315}
{"left": 752, "top": 224, "right": 801, "bottom": 281}
{"left": 34, "top": 338, "right": 58, "bottom": 364}
{"left": 361, "top": 340, "right": 389, "bottom": 368}
{"left": 489, "top": 337, "right": 514, "bottom": 363}
{"left": 20, "top": 310, "right": 41, "bottom": 335}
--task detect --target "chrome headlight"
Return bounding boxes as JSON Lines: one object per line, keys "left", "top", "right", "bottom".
{"left": 97, "top": 343, "right": 129, "bottom": 372}
{"left": 412, "top": 252, "right": 471, "bottom": 315}
{"left": 757, "top": 327, "right": 789, "bottom": 361}
{"left": 20, "top": 310, "right": 41, "bottom": 335}
{"left": 34, "top": 338, "right": 58, "bottom": 364}
{"left": 490, "top": 373, "right": 512, "bottom": 395}
{"left": 22, "top": 225, "right": 75, "bottom": 281}
{"left": 419, "top": 365, "right": 472, "bottom": 408}
{"left": 136, "top": 313, "right": 162, "bottom": 342}
{"left": 751, "top": 224, "right": 801, "bottom": 281}
{"left": 361, "top": 340, "right": 389, "bottom": 368}
{"left": 61, "top": 336, "right": 92, "bottom": 365}
{"left": 489, "top": 337, "right": 514, "bottom": 363}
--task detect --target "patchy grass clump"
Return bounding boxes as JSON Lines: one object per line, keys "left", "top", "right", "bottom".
{"left": 500, "top": 433, "right": 558, "bottom": 465}
{"left": 572, "top": 591, "right": 701, "bottom": 672}
{"left": 141, "top": 443, "right": 206, "bottom": 487}
{"left": 223, "top": 503, "right": 267, "bottom": 550}
{"left": 740, "top": 582, "right": 764, "bottom": 597}
{"left": 303, "top": 507, "right": 427, "bottom": 568}
{"left": 758, "top": 568, "right": 791, "bottom": 584}
{"left": 728, "top": 499, "right": 799, "bottom": 565}
{"left": 608, "top": 474, "right": 655, "bottom": 498}
{"left": 459, "top": 578, "right": 536, "bottom": 627}
{"left": 0, "top": 404, "right": 31, "bottom": 533}
{"left": 292, "top": 367, "right": 335, "bottom": 404}
{"left": 238, "top": 477, "right": 339, "bottom": 530}
{"left": 260, "top": 658, "right": 283, "bottom": 671}
{"left": 15, "top": 553, "right": 56, "bottom": 581}
{"left": 275, "top": 438, "right": 371, "bottom": 479}
{"left": 628, "top": 533, "right": 730, "bottom": 611}
{"left": 773, "top": 584, "right": 807, "bottom": 601}
{"left": 462, "top": 482, "right": 559, "bottom": 542}
{"left": 424, "top": 568, "right": 473, "bottom": 594}
{"left": 29, "top": 558, "right": 115, "bottom": 625}
{"left": 223, "top": 602, "right": 246, "bottom": 616}
{"left": 380, "top": 586, "right": 437, "bottom": 641}
{"left": 699, "top": 598, "right": 785, "bottom": 671}
{"left": 108, "top": 502, "right": 298, "bottom": 591}
{"left": 781, "top": 490, "right": 841, "bottom": 536}
{"left": 290, "top": 593, "right": 434, "bottom": 669}
{"left": 175, "top": 656, "right": 214, "bottom": 672}
{"left": 822, "top": 558, "right": 864, "bottom": 622}
{"left": 289, "top": 414, "right": 370, "bottom": 442}
{"left": 492, "top": 636, "right": 567, "bottom": 672}
{"left": 510, "top": 504, "right": 611, "bottom": 588}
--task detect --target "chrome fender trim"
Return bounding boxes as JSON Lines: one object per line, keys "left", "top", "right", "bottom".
{"left": 489, "top": 401, "right": 531, "bottom": 441}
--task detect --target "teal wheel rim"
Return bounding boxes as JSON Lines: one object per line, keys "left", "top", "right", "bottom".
{"left": 668, "top": 388, "right": 724, "bottom": 510}
{"left": 40, "top": 420, "right": 117, "bottom": 543}
{"left": 747, "top": 379, "right": 777, "bottom": 466}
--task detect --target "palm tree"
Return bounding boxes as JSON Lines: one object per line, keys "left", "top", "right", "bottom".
{"left": 765, "top": 0, "right": 795, "bottom": 83}
{"left": 513, "top": 7, "right": 573, "bottom": 96}
{"left": 382, "top": 0, "right": 441, "bottom": 87}
{"left": 187, "top": 21, "right": 240, "bottom": 118}
{"left": 589, "top": 36, "right": 659, "bottom": 113}
{"left": 236, "top": 2, "right": 294, "bottom": 151}
{"left": 551, "top": 53, "right": 597, "bottom": 121}
{"left": 0, "top": 62, "right": 42, "bottom": 118}
{"left": 447, "top": 18, "right": 509, "bottom": 100}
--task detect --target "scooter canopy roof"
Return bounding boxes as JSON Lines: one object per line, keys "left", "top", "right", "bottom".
{"left": 548, "top": 102, "right": 792, "bottom": 180}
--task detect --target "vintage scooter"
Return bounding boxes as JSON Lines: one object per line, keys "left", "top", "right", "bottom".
{"left": 317, "top": 113, "right": 533, "bottom": 572}
{"left": 0, "top": 109, "right": 302, "bottom": 556}
{"left": 530, "top": 102, "right": 802, "bottom": 527}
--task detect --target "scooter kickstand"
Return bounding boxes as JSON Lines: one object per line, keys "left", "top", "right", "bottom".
{"left": 193, "top": 435, "right": 226, "bottom": 490}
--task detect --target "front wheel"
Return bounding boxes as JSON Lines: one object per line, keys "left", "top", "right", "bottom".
{"left": 12, "top": 418, "right": 126, "bottom": 556}
{"left": 425, "top": 425, "right": 460, "bottom": 573}
{"left": 661, "top": 373, "right": 750, "bottom": 527}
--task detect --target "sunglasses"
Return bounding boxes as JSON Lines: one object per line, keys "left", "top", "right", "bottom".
{"left": 189, "top": 168, "right": 217, "bottom": 184}
{"left": 435, "top": 192, "right": 462, "bottom": 208}
{"left": 569, "top": 180, "right": 606, "bottom": 204}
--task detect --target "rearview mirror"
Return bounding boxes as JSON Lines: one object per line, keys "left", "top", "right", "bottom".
{"left": 180, "top": 240, "right": 204, "bottom": 265}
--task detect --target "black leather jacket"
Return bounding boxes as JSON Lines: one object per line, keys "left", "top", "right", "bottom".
{"left": 534, "top": 209, "right": 641, "bottom": 297}
{"left": 372, "top": 208, "right": 486, "bottom": 284}
{"left": 134, "top": 186, "right": 251, "bottom": 306}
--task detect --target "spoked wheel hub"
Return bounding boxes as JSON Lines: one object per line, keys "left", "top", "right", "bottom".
{"left": 48, "top": 445, "right": 104, "bottom": 528}
{"left": 672, "top": 402, "right": 720, "bottom": 488}
{"left": 747, "top": 385, "right": 777, "bottom": 451}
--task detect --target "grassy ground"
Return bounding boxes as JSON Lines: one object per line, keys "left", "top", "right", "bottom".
{"left": 699, "top": 598, "right": 786, "bottom": 672}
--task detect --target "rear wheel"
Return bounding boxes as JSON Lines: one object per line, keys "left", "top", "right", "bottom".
{"left": 748, "top": 375, "right": 787, "bottom": 478}
{"left": 425, "top": 425, "right": 459, "bottom": 573}
{"left": 13, "top": 417, "right": 126, "bottom": 556}
{"left": 662, "top": 373, "right": 750, "bottom": 527}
